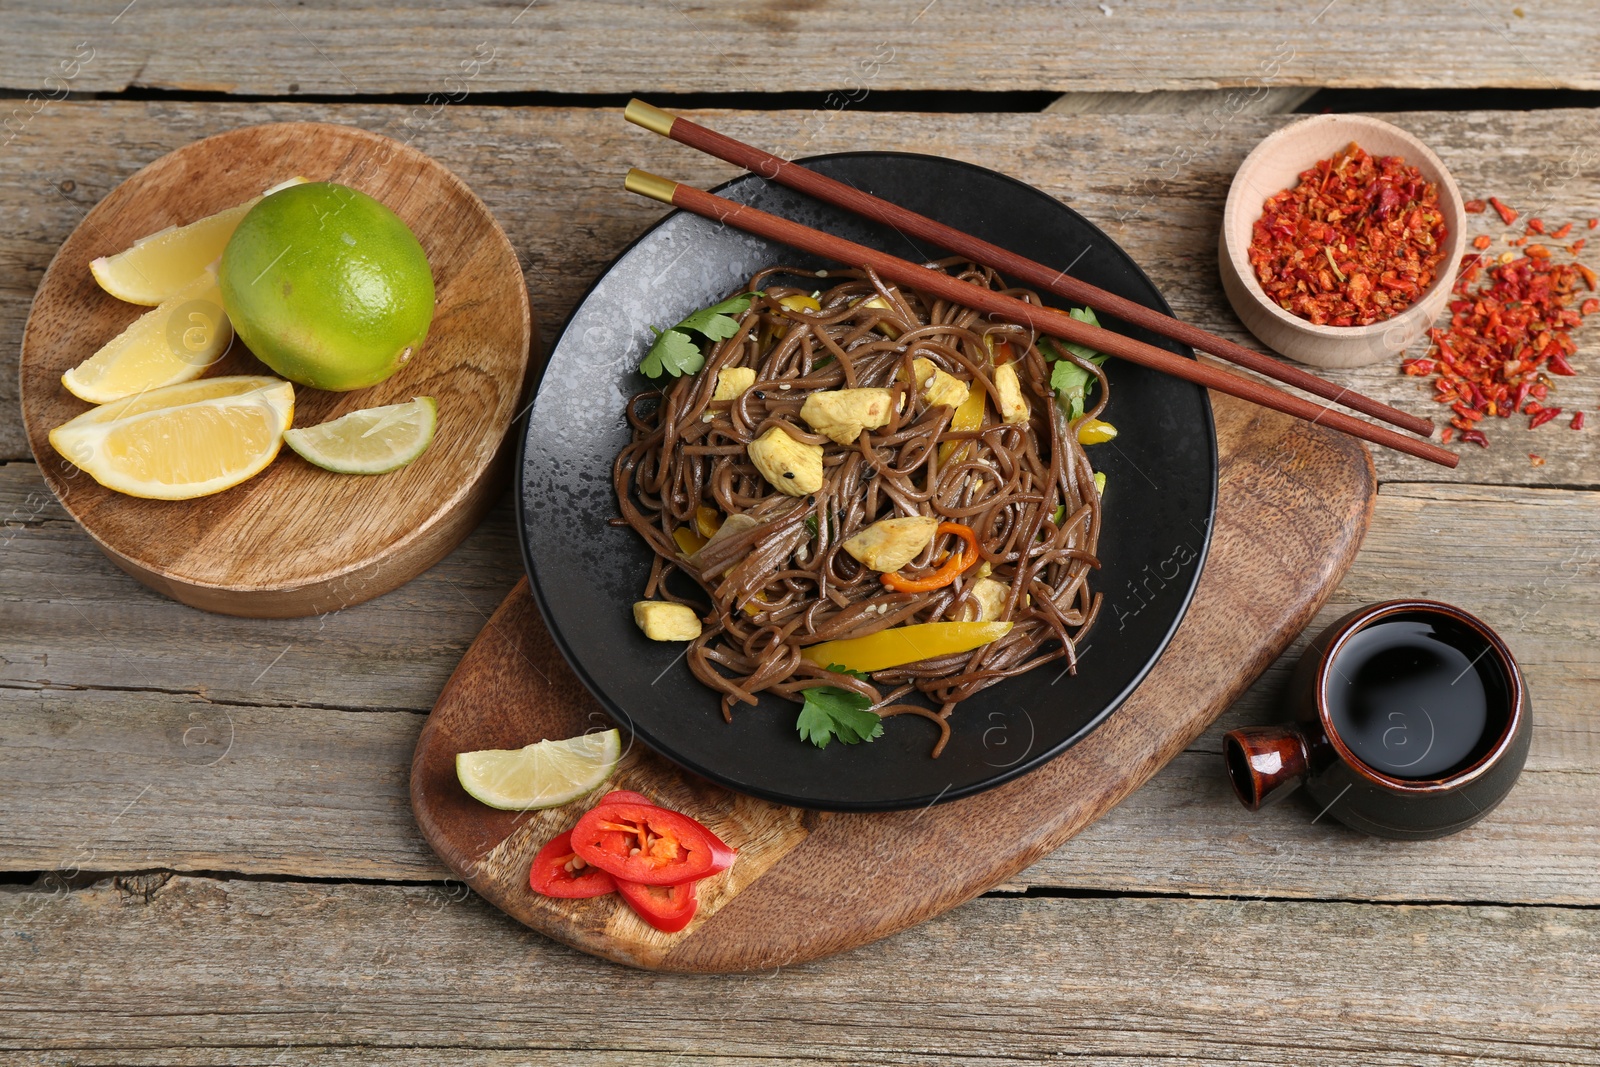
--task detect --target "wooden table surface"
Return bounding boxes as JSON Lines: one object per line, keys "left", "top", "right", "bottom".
{"left": 3, "top": 4, "right": 1598, "bottom": 1063}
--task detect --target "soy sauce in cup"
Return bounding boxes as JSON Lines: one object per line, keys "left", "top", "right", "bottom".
{"left": 1325, "top": 612, "right": 1502, "bottom": 779}
{"left": 1224, "top": 600, "right": 1530, "bottom": 839}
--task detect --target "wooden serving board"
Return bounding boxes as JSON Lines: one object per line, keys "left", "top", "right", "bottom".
{"left": 18, "top": 122, "right": 533, "bottom": 617}
{"left": 411, "top": 389, "right": 1375, "bottom": 972}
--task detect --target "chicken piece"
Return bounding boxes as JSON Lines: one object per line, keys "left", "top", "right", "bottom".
{"left": 959, "top": 576, "right": 1012, "bottom": 622}
{"left": 712, "top": 366, "right": 756, "bottom": 401}
{"left": 799, "top": 388, "right": 894, "bottom": 445}
{"left": 992, "top": 362, "right": 1029, "bottom": 424}
{"left": 632, "top": 601, "right": 702, "bottom": 641}
{"left": 841, "top": 515, "right": 939, "bottom": 573}
{"left": 911, "top": 357, "right": 969, "bottom": 411}
{"left": 747, "top": 427, "right": 824, "bottom": 496}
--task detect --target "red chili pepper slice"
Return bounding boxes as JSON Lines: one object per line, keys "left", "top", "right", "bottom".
{"left": 1460, "top": 429, "right": 1490, "bottom": 447}
{"left": 528, "top": 830, "right": 618, "bottom": 899}
{"left": 571, "top": 800, "right": 733, "bottom": 885}
{"left": 615, "top": 876, "right": 699, "bottom": 932}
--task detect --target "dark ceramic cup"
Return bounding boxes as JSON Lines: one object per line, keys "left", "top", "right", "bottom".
{"left": 1224, "top": 600, "right": 1530, "bottom": 839}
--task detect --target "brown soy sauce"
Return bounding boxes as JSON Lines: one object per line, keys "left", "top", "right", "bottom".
{"left": 1323, "top": 612, "right": 1508, "bottom": 780}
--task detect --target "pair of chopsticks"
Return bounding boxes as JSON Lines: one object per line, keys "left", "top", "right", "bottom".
{"left": 621, "top": 100, "right": 1457, "bottom": 469}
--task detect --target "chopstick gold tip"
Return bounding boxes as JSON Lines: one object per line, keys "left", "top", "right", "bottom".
{"left": 624, "top": 98, "right": 677, "bottom": 137}
{"left": 625, "top": 168, "right": 679, "bottom": 205}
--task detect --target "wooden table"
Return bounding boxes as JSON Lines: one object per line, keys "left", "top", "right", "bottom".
{"left": 3, "top": 4, "right": 1597, "bottom": 1062}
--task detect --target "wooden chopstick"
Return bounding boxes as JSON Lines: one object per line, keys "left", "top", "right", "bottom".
{"left": 623, "top": 169, "right": 1459, "bottom": 469}
{"left": 624, "top": 98, "right": 1437, "bottom": 442}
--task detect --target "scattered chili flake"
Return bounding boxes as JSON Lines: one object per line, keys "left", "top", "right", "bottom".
{"left": 1573, "top": 411, "right": 1587, "bottom": 430}
{"left": 1489, "top": 197, "right": 1519, "bottom": 225}
{"left": 1247, "top": 143, "right": 1448, "bottom": 327}
{"left": 1472, "top": 235, "right": 1492, "bottom": 250}
{"left": 1529, "top": 453, "right": 1545, "bottom": 466}
{"left": 1590, "top": 218, "right": 1599, "bottom": 229}
{"left": 1440, "top": 426, "right": 1454, "bottom": 443}
{"left": 1573, "top": 238, "right": 1588, "bottom": 254}
{"left": 1526, "top": 218, "right": 1546, "bottom": 235}
{"left": 1530, "top": 406, "right": 1563, "bottom": 429}
{"left": 1406, "top": 224, "right": 1595, "bottom": 447}
{"left": 1464, "top": 199, "right": 1487, "bottom": 214}
{"left": 1553, "top": 222, "right": 1574, "bottom": 239}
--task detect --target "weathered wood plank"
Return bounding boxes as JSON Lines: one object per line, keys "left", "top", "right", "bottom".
{"left": 6, "top": 461, "right": 1597, "bottom": 905}
{"left": 5, "top": 103, "right": 1597, "bottom": 484}
{"left": 1, "top": 1, "right": 1595, "bottom": 96}
{"left": 2, "top": 876, "right": 1596, "bottom": 1064}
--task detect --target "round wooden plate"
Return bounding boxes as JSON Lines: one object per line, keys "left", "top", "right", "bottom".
{"left": 19, "top": 122, "right": 533, "bottom": 617}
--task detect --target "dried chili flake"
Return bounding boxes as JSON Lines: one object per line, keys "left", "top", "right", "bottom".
{"left": 1573, "top": 411, "right": 1586, "bottom": 430}
{"left": 1472, "top": 235, "right": 1492, "bottom": 250}
{"left": 1405, "top": 222, "right": 1595, "bottom": 447}
{"left": 1527, "top": 218, "right": 1546, "bottom": 235}
{"left": 1573, "top": 238, "right": 1588, "bottom": 254}
{"left": 1464, "top": 199, "right": 1487, "bottom": 214}
{"left": 1590, "top": 218, "right": 1599, "bottom": 229}
{"left": 1489, "top": 197, "right": 1519, "bottom": 225}
{"left": 1530, "top": 407, "right": 1563, "bottom": 429}
{"left": 1247, "top": 142, "right": 1448, "bottom": 327}
{"left": 1440, "top": 426, "right": 1454, "bottom": 443}
{"left": 1529, "top": 453, "right": 1545, "bottom": 466}
{"left": 1553, "top": 222, "right": 1574, "bottom": 239}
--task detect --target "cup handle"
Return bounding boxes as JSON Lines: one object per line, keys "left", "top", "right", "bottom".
{"left": 1223, "top": 726, "right": 1310, "bottom": 811}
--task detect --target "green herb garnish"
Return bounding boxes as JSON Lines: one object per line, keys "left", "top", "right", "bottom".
{"left": 640, "top": 292, "right": 762, "bottom": 379}
{"left": 796, "top": 681, "right": 883, "bottom": 749}
{"left": 1041, "top": 307, "right": 1109, "bottom": 421}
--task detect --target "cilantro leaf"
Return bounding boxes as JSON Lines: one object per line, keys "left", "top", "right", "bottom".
{"left": 1041, "top": 307, "right": 1110, "bottom": 420}
{"left": 639, "top": 292, "right": 763, "bottom": 380}
{"left": 826, "top": 662, "right": 871, "bottom": 681}
{"left": 805, "top": 514, "right": 819, "bottom": 537}
{"left": 677, "top": 293, "right": 758, "bottom": 340}
{"left": 796, "top": 685, "right": 883, "bottom": 749}
{"left": 640, "top": 326, "right": 706, "bottom": 379}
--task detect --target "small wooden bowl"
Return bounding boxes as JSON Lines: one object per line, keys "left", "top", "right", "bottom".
{"left": 19, "top": 122, "right": 534, "bottom": 617}
{"left": 1218, "top": 114, "right": 1467, "bottom": 369}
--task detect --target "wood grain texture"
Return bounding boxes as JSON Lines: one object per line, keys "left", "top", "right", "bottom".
{"left": 3, "top": 874, "right": 1597, "bottom": 1065}
{"left": 5, "top": 466, "right": 1597, "bottom": 904}
{"left": 407, "top": 389, "right": 1375, "bottom": 970}
{"left": 1, "top": 2, "right": 1596, "bottom": 96}
{"left": 16, "top": 122, "right": 532, "bottom": 616}
{"left": 4, "top": 104, "right": 1597, "bottom": 483}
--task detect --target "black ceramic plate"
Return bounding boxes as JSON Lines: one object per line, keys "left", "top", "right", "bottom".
{"left": 518, "top": 153, "right": 1216, "bottom": 811}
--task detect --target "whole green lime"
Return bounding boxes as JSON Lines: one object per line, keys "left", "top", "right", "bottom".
{"left": 219, "top": 182, "right": 435, "bottom": 392}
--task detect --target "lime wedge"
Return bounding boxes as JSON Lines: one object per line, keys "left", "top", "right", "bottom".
{"left": 455, "top": 729, "right": 622, "bottom": 811}
{"left": 283, "top": 396, "right": 436, "bottom": 474}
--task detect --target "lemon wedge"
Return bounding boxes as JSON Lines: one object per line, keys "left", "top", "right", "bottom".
{"left": 62, "top": 269, "right": 233, "bottom": 404}
{"left": 49, "top": 377, "right": 294, "bottom": 500}
{"left": 283, "top": 396, "right": 437, "bottom": 475}
{"left": 455, "top": 730, "right": 622, "bottom": 811}
{"left": 89, "top": 176, "right": 307, "bottom": 305}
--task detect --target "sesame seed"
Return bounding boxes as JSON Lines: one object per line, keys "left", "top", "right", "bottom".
{"left": 779, "top": 383, "right": 792, "bottom": 391}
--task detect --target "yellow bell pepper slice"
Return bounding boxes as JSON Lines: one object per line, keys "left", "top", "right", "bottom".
{"left": 1077, "top": 418, "right": 1117, "bottom": 445}
{"left": 672, "top": 526, "right": 708, "bottom": 557}
{"left": 695, "top": 505, "right": 723, "bottom": 539}
{"left": 801, "top": 621, "right": 1012, "bottom": 673}
{"left": 767, "top": 293, "right": 822, "bottom": 344}
{"left": 938, "top": 380, "right": 988, "bottom": 466}
{"left": 855, "top": 294, "right": 902, "bottom": 339}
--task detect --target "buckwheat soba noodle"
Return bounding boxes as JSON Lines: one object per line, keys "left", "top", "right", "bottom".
{"left": 613, "top": 260, "right": 1106, "bottom": 757}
